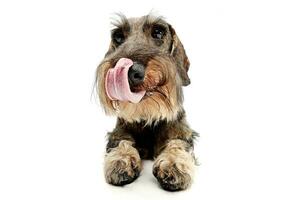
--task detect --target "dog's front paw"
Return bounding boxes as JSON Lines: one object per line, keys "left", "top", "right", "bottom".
{"left": 104, "top": 140, "right": 141, "bottom": 186}
{"left": 153, "top": 151, "right": 194, "bottom": 191}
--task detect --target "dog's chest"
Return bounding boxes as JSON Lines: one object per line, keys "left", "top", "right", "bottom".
{"left": 125, "top": 121, "right": 167, "bottom": 159}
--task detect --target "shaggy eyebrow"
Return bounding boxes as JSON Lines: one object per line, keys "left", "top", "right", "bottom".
{"left": 110, "top": 13, "right": 130, "bottom": 33}
{"left": 143, "top": 15, "right": 167, "bottom": 30}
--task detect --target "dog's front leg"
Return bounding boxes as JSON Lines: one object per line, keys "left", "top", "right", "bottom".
{"left": 153, "top": 138, "right": 195, "bottom": 191}
{"left": 104, "top": 127, "right": 141, "bottom": 186}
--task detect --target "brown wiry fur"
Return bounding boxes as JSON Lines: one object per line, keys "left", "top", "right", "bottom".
{"left": 96, "top": 14, "right": 197, "bottom": 191}
{"left": 97, "top": 56, "right": 183, "bottom": 124}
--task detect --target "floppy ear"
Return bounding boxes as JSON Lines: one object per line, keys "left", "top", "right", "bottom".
{"left": 169, "top": 25, "right": 190, "bottom": 86}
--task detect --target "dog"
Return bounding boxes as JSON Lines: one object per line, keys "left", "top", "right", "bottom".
{"left": 96, "top": 14, "right": 197, "bottom": 191}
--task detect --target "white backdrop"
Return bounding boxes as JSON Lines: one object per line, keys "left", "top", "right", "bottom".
{"left": 0, "top": 0, "right": 299, "bottom": 200}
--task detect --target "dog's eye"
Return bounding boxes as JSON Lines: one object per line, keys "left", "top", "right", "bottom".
{"left": 112, "top": 29, "right": 125, "bottom": 45}
{"left": 151, "top": 25, "right": 166, "bottom": 40}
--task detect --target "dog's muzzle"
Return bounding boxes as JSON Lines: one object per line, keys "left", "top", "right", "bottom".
{"left": 105, "top": 58, "right": 146, "bottom": 103}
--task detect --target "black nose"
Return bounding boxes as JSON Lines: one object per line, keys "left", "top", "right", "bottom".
{"left": 128, "top": 62, "right": 145, "bottom": 86}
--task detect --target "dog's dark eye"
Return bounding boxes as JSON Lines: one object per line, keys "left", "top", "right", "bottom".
{"left": 112, "top": 29, "right": 125, "bottom": 45}
{"left": 151, "top": 25, "right": 166, "bottom": 40}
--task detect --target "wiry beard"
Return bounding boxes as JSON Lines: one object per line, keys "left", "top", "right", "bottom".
{"left": 96, "top": 55, "right": 184, "bottom": 125}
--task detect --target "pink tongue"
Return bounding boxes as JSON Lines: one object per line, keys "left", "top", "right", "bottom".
{"left": 105, "top": 58, "right": 146, "bottom": 103}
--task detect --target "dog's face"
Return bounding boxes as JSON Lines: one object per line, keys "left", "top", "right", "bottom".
{"left": 96, "top": 15, "right": 190, "bottom": 124}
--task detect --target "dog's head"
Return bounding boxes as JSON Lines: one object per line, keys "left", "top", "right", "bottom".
{"left": 96, "top": 14, "right": 190, "bottom": 124}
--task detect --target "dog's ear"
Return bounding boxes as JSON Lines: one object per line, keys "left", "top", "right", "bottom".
{"left": 168, "top": 25, "right": 190, "bottom": 86}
